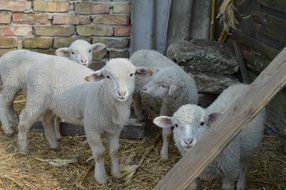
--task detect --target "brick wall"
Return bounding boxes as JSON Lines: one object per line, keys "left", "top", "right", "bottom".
{"left": 0, "top": 0, "right": 131, "bottom": 68}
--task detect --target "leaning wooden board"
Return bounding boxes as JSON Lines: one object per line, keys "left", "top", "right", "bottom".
{"left": 154, "top": 47, "right": 286, "bottom": 190}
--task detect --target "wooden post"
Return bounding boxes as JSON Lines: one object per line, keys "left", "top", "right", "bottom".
{"left": 154, "top": 47, "right": 286, "bottom": 190}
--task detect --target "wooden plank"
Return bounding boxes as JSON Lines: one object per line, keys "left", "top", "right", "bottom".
{"left": 233, "top": 41, "right": 250, "bottom": 83}
{"left": 257, "top": 0, "right": 286, "bottom": 14}
{"left": 154, "top": 47, "right": 286, "bottom": 190}
{"left": 252, "top": 11, "right": 286, "bottom": 43}
{"left": 231, "top": 31, "right": 279, "bottom": 59}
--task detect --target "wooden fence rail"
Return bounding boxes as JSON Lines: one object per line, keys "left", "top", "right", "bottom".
{"left": 154, "top": 47, "right": 286, "bottom": 190}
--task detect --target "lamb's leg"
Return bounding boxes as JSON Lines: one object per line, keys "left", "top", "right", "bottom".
{"left": 42, "top": 110, "right": 58, "bottom": 149}
{"left": 107, "top": 132, "right": 121, "bottom": 179}
{"left": 222, "top": 177, "right": 235, "bottom": 190}
{"left": 18, "top": 103, "right": 42, "bottom": 154}
{"left": 0, "top": 86, "right": 19, "bottom": 136}
{"left": 86, "top": 128, "right": 107, "bottom": 184}
{"left": 236, "top": 162, "right": 248, "bottom": 190}
{"left": 160, "top": 103, "right": 172, "bottom": 160}
{"left": 2, "top": 88, "right": 19, "bottom": 124}
{"left": 54, "top": 116, "right": 62, "bottom": 140}
{"left": 133, "top": 92, "right": 144, "bottom": 121}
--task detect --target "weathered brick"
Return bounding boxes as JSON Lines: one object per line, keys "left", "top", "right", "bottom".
{"left": 0, "top": 37, "right": 18, "bottom": 48}
{"left": 34, "top": 1, "right": 69, "bottom": 12}
{"left": 92, "top": 37, "right": 129, "bottom": 48}
{"left": 112, "top": 2, "right": 131, "bottom": 14}
{"left": 53, "top": 37, "right": 90, "bottom": 48}
{"left": 114, "top": 26, "right": 131, "bottom": 36}
{"left": 109, "top": 49, "right": 129, "bottom": 58}
{"left": 89, "top": 60, "right": 106, "bottom": 71}
{"left": 0, "top": 48, "right": 15, "bottom": 56}
{"left": 0, "top": 11, "right": 11, "bottom": 24}
{"left": 23, "top": 37, "right": 53, "bottom": 49}
{"left": 93, "top": 50, "right": 107, "bottom": 61}
{"left": 93, "top": 15, "right": 129, "bottom": 25}
{"left": 0, "top": 0, "right": 31, "bottom": 11}
{"left": 0, "top": 25, "right": 32, "bottom": 36}
{"left": 75, "top": 3, "right": 110, "bottom": 14}
{"left": 76, "top": 25, "right": 113, "bottom": 36}
{"left": 12, "top": 13, "right": 49, "bottom": 24}
{"left": 34, "top": 26, "right": 74, "bottom": 37}
{"left": 53, "top": 15, "right": 90, "bottom": 25}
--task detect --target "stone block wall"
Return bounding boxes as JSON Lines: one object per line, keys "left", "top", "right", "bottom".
{"left": 0, "top": 0, "right": 131, "bottom": 68}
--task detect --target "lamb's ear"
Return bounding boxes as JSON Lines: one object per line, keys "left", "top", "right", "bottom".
{"left": 85, "top": 70, "right": 104, "bottom": 82}
{"left": 135, "top": 67, "right": 153, "bottom": 76}
{"left": 55, "top": 47, "right": 69, "bottom": 57}
{"left": 207, "top": 112, "right": 222, "bottom": 126}
{"left": 168, "top": 84, "right": 177, "bottom": 96}
{"left": 153, "top": 116, "right": 173, "bottom": 128}
{"left": 91, "top": 43, "right": 106, "bottom": 51}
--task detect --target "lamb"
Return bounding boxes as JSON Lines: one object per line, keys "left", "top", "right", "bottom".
{"left": 54, "top": 40, "right": 105, "bottom": 139}
{"left": 0, "top": 40, "right": 105, "bottom": 136}
{"left": 55, "top": 39, "right": 106, "bottom": 66}
{"left": 130, "top": 49, "right": 198, "bottom": 160}
{"left": 153, "top": 84, "right": 266, "bottom": 189}
{"left": 15, "top": 53, "right": 151, "bottom": 184}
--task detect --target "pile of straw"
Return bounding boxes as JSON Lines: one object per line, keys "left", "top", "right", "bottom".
{"left": 0, "top": 94, "right": 285, "bottom": 189}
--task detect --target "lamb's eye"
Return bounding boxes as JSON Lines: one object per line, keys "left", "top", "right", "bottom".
{"left": 89, "top": 50, "right": 92, "bottom": 53}
{"left": 174, "top": 123, "right": 179, "bottom": 128}
{"left": 71, "top": 51, "right": 75, "bottom": 54}
{"left": 106, "top": 75, "right": 110, "bottom": 79}
{"left": 129, "top": 73, "right": 134, "bottom": 77}
{"left": 161, "top": 84, "right": 167, "bottom": 88}
{"left": 199, "top": 122, "right": 204, "bottom": 126}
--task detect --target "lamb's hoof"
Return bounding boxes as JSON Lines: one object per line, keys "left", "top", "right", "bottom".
{"left": 2, "top": 126, "right": 14, "bottom": 137}
{"left": 5, "top": 130, "right": 14, "bottom": 137}
{"left": 95, "top": 175, "right": 108, "bottom": 185}
{"left": 160, "top": 151, "right": 168, "bottom": 160}
{"left": 50, "top": 146, "right": 61, "bottom": 152}
{"left": 19, "top": 148, "right": 29, "bottom": 155}
{"left": 111, "top": 170, "right": 121, "bottom": 179}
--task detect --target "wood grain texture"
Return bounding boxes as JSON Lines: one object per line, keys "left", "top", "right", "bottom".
{"left": 231, "top": 31, "right": 279, "bottom": 59}
{"left": 257, "top": 0, "right": 286, "bottom": 14}
{"left": 154, "top": 47, "right": 286, "bottom": 190}
{"left": 253, "top": 11, "right": 286, "bottom": 43}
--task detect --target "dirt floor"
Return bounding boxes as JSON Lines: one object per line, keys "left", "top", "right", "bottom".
{"left": 0, "top": 95, "right": 286, "bottom": 189}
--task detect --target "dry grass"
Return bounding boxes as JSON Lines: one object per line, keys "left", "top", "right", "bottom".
{"left": 0, "top": 94, "right": 285, "bottom": 189}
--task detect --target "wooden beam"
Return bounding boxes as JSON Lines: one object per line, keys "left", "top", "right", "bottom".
{"left": 230, "top": 31, "right": 279, "bottom": 60}
{"left": 257, "top": 0, "right": 286, "bottom": 14}
{"left": 233, "top": 41, "right": 250, "bottom": 83}
{"left": 252, "top": 11, "right": 286, "bottom": 43}
{"left": 154, "top": 47, "right": 286, "bottom": 190}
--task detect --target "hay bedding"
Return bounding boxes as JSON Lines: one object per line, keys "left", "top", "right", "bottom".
{"left": 0, "top": 94, "right": 285, "bottom": 190}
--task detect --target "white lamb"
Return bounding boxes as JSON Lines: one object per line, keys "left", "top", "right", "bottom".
{"left": 130, "top": 49, "right": 198, "bottom": 160}
{"left": 54, "top": 40, "right": 105, "bottom": 139}
{"left": 14, "top": 53, "right": 151, "bottom": 184}
{"left": 55, "top": 39, "right": 106, "bottom": 66}
{"left": 0, "top": 40, "right": 105, "bottom": 136}
{"left": 153, "top": 84, "right": 266, "bottom": 189}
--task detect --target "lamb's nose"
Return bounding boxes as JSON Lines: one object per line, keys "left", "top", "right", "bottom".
{"left": 184, "top": 138, "right": 193, "bottom": 145}
{"left": 81, "top": 59, "right": 88, "bottom": 64}
{"left": 118, "top": 91, "right": 127, "bottom": 97}
{"left": 142, "top": 86, "right": 147, "bottom": 91}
